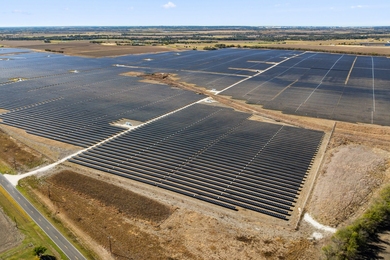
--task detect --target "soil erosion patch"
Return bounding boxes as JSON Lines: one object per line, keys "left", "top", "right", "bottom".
{"left": 309, "top": 145, "right": 389, "bottom": 227}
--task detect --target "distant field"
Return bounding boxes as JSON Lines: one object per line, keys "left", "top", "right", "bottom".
{"left": 1, "top": 40, "right": 171, "bottom": 57}
{"left": 259, "top": 43, "right": 390, "bottom": 56}
{"left": 3, "top": 38, "right": 390, "bottom": 57}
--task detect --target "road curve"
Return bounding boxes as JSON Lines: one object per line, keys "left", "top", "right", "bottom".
{"left": 0, "top": 174, "right": 86, "bottom": 260}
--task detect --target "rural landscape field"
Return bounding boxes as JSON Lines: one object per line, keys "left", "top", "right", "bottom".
{"left": 1, "top": 5, "right": 390, "bottom": 260}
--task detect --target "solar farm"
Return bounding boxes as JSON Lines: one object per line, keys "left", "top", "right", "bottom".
{"left": 0, "top": 47, "right": 389, "bottom": 223}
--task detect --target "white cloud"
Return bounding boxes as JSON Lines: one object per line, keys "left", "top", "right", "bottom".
{"left": 12, "top": 9, "right": 31, "bottom": 15}
{"left": 351, "top": 5, "right": 363, "bottom": 9}
{"left": 163, "top": 2, "right": 176, "bottom": 9}
{"left": 274, "top": 3, "right": 290, "bottom": 7}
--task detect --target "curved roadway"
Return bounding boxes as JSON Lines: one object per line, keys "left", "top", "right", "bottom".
{"left": 0, "top": 174, "right": 86, "bottom": 260}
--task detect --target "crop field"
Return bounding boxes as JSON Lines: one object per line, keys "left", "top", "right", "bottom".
{"left": 1, "top": 47, "right": 390, "bottom": 222}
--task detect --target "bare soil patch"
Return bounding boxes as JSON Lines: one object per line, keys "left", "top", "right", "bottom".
{"left": 1, "top": 40, "right": 171, "bottom": 57}
{"left": 309, "top": 145, "right": 390, "bottom": 227}
{"left": 120, "top": 71, "right": 145, "bottom": 77}
{"left": 332, "top": 122, "right": 390, "bottom": 151}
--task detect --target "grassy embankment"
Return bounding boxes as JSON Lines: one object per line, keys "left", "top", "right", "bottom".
{"left": 0, "top": 186, "right": 66, "bottom": 259}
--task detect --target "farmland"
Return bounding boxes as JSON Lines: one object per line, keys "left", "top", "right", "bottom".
{"left": 2, "top": 26, "right": 390, "bottom": 57}
{"left": 1, "top": 27, "right": 390, "bottom": 259}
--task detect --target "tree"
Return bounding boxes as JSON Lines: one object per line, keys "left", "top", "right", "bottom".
{"left": 33, "top": 246, "right": 47, "bottom": 258}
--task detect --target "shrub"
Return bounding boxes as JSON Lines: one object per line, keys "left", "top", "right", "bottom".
{"left": 203, "top": 46, "right": 218, "bottom": 50}
{"left": 323, "top": 185, "right": 390, "bottom": 259}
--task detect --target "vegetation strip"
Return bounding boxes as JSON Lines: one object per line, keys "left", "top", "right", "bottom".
{"left": 0, "top": 184, "right": 66, "bottom": 259}
{"left": 323, "top": 185, "right": 390, "bottom": 259}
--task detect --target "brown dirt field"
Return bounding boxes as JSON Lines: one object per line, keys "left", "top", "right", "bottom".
{"left": 0, "top": 207, "right": 23, "bottom": 254}
{"left": 332, "top": 122, "right": 390, "bottom": 151}
{"left": 0, "top": 129, "right": 47, "bottom": 174}
{"left": 1, "top": 40, "right": 171, "bottom": 58}
{"left": 49, "top": 170, "right": 173, "bottom": 224}
{"left": 23, "top": 168, "right": 325, "bottom": 260}
{"left": 308, "top": 145, "right": 390, "bottom": 227}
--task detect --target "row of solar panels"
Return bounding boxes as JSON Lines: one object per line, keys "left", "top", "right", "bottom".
{"left": 69, "top": 104, "right": 324, "bottom": 220}
{"left": 0, "top": 82, "right": 203, "bottom": 147}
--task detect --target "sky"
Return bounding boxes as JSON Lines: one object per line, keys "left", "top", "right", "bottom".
{"left": 0, "top": 0, "right": 389, "bottom": 27}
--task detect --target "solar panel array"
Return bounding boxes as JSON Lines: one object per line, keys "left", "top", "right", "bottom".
{"left": 221, "top": 52, "right": 390, "bottom": 125}
{"left": 6, "top": 47, "right": 381, "bottom": 219}
{"left": 109, "top": 49, "right": 390, "bottom": 126}
{"left": 69, "top": 104, "right": 324, "bottom": 220}
{"left": 0, "top": 62, "right": 203, "bottom": 147}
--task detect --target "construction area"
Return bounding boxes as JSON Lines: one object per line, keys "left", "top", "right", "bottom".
{"left": 0, "top": 47, "right": 390, "bottom": 259}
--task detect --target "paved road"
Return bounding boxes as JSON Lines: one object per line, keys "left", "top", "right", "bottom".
{"left": 0, "top": 174, "right": 86, "bottom": 260}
